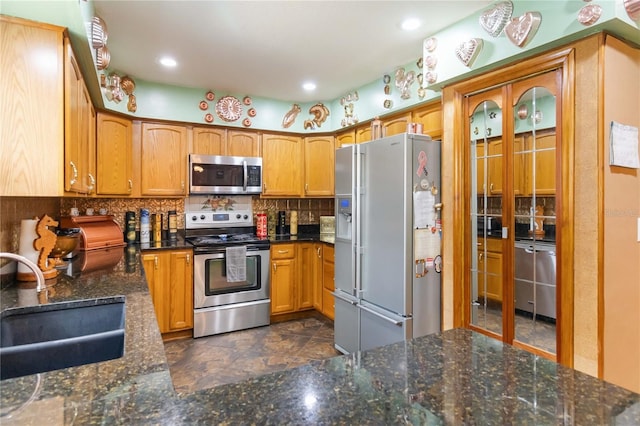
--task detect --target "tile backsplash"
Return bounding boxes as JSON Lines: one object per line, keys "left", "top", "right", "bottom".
{"left": 1, "top": 196, "right": 334, "bottom": 244}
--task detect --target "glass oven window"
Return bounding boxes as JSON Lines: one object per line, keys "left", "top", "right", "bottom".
{"left": 204, "top": 254, "right": 260, "bottom": 295}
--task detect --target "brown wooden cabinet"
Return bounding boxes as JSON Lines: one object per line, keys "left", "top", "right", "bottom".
{"left": 336, "top": 129, "right": 355, "bottom": 148}
{"left": 303, "top": 136, "right": 334, "bottom": 197}
{"left": 298, "top": 242, "right": 321, "bottom": 311}
{"left": 355, "top": 123, "right": 372, "bottom": 143}
{"left": 270, "top": 243, "right": 297, "bottom": 314}
{"left": 528, "top": 130, "right": 556, "bottom": 195}
{"left": 383, "top": 112, "right": 412, "bottom": 137}
{"left": 477, "top": 238, "right": 502, "bottom": 302}
{"left": 140, "top": 123, "right": 188, "bottom": 196}
{"left": 321, "top": 244, "right": 335, "bottom": 319}
{"left": 486, "top": 137, "right": 503, "bottom": 195}
{"left": 142, "top": 249, "right": 193, "bottom": 336}
{"left": 227, "top": 130, "right": 261, "bottom": 157}
{"left": 96, "top": 112, "right": 133, "bottom": 195}
{"left": 412, "top": 101, "right": 442, "bottom": 139}
{"left": 64, "top": 37, "right": 96, "bottom": 195}
{"left": 0, "top": 16, "right": 64, "bottom": 196}
{"left": 192, "top": 127, "right": 226, "bottom": 156}
{"left": 262, "top": 133, "right": 303, "bottom": 196}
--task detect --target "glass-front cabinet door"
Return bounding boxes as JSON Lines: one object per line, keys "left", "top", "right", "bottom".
{"left": 466, "top": 70, "right": 561, "bottom": 360}
{"left": 511, "top": 72, "right": 559, "bottom": 356}
{"left": 468, "top": 88, "right": 504, "bottom": 339}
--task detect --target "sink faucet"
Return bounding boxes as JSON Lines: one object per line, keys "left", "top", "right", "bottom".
{"left": 0, "top": 252, "right": 46, "bottom": 293}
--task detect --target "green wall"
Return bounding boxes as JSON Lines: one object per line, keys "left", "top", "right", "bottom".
{"left": 2, "top": 0, "right": 638, "bottom": 132}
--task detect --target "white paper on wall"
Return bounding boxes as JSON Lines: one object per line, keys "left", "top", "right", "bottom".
{"left": 610, "top": 121, "right": 639, "bottom": 169}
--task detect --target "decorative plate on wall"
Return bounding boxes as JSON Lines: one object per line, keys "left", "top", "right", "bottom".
{"left": 215, "top": 96, "right": 242, "bottom": 122}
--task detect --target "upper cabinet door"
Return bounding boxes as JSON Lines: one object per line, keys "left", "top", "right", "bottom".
{"left": 192, "top": 127, "right": 226, "bottom": 156}
{"left": 382, "top": 112, "right": 412, "bottom": 137}
{"left": 64, "top": 39, "right": 95, "bottom": 195}
{"left": 97, "top": 113, "right": 133, "bottom": 195}
{"left": 261, "top": 134, "right": 303, "bottom": 196}
{"left": 335, "top": 130, "right": 355, "bottom": 149}
{"left": 227, "top": 130, "right": 261, "bottom": 157}
{"left": 140, "top": 123, "right": 187, "bottom": 196}
{"left": 1, "top": 17, "right": 64, "bottom": 196}
{"left": 304, "top": 136, "right": 335, "bottom": 197}
{"left": 412, "top": 101, "right": 442, "bottom": 139}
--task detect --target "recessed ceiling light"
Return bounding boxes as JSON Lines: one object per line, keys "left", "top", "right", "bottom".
{"left": 159, "top": 56, "right": 177, "bottom": 67}
{"left": 401, "top": 18, "right": 421, "bottom": 31}
{"left": 302, "top": 82, "right": 316, "bottom": 91}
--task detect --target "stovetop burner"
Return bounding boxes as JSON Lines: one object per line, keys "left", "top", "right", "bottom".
{"left": 188, "top": 233, "right": 263, "bottom": 246}
{"left": 185, "top": 226, "right": 270, "bottom": 252}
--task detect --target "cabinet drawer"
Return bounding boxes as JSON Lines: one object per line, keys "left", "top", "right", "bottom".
{"left": 271, "top": 244, "right": 296, "bottom": 259}
{"left": 478, "top": 237, "right": 502, "bottom": 253}
{"left": 323, "top": 244, "right": 334, "bottom": 261}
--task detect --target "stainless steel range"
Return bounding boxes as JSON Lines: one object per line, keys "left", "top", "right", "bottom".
{"left": 185, "top": 197, "right": 270, "bottom": 338}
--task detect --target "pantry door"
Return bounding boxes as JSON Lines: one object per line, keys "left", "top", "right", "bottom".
{"left": 465, "top": 70, "right": 563, "bottom": 362}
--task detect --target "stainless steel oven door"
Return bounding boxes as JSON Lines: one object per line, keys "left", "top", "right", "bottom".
{"left": 194, "top": 248, "right": 270, "bottom": 309}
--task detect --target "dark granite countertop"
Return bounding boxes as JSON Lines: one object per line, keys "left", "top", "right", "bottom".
{"left": 1, "top": 247, "right": 638, "bottom": 424}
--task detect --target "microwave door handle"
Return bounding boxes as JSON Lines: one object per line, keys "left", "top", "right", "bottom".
{"left": 243, "top": 160, "right": 248, "bottom": 192}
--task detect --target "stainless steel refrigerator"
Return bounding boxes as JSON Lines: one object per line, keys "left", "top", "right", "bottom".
{"left": 333, "top": 133, "right": 442, "bottom": 354}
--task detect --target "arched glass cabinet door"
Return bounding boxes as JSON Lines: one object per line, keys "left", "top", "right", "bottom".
{"left": 511, "top": 71, "right": 559, "bottom": 356}
{"left": 468, "top": 88, "right": 504, "bottom": 338}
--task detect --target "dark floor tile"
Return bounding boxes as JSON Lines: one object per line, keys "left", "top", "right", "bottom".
{"left": 164, "top": 316, "right": 336, "bottom": 393}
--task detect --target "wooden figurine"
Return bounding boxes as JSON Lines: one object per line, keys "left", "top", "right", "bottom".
{"left": 33, "top": 214, "right": 59, "bottom": 279}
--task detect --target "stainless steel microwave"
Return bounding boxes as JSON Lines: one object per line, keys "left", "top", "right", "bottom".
{"left": 189, "top": 154, "right": 262, "bottom": 195}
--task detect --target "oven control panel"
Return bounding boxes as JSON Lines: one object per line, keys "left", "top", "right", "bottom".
{"left": 185, "top": 210, "right": 253, "bottom": 229}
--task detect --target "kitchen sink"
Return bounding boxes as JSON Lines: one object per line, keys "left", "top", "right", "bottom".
{"left": 0, "top": 296, "right": 125, "bottom": 380}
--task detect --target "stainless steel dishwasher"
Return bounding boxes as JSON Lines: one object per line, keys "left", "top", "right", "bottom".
{"left": 514, "top": 241, "right": 556, "bottom": 320}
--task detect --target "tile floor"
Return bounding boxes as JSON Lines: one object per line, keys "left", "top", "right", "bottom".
{"left": 163, "top": 313, "right": 340, "bottom": 395}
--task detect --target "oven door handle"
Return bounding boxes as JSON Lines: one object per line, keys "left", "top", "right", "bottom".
{"left": 243, "top": 160, "right": 248, "bottom": 192}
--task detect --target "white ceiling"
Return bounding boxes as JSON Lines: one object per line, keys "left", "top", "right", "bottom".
{"left": 94, "top": 0, "right": 493, "bottom": 102}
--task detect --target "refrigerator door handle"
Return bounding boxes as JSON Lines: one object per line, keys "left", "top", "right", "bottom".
{"left": 359, "top": 304, "right": 403, "bottom": 326}
{"left": 332, "top": 291, "right": 357, "bottom": 305}
{"left": 354, "top": 146, "right": 362, "bottom": 294}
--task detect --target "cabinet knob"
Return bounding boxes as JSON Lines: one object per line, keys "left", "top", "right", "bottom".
{"left": 69, "top": 161, "right": 78, "bottom": 186}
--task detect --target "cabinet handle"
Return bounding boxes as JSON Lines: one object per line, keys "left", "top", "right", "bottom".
{"left": 181, "top": 181, "right": 185, "bottom": 190}
{"left": 154, "top": 256, "right": 158, "bottom": 269}
{"left": 277, "top": 250, "right": 289, "bottom": 254}
{"left": 317, "top": 247, "right": 321, "bottom": 257}
{"left": 186, "top": 254, "right": 190, "bottom": 265}
{"left": 273, "top": 263, "right": 277, "bottom": 272}
{"left": 305, "top": 183, "right": 309, "bottom": 193}
{"left": 69, "top": 161, "right": 78, "bottom": 186}
{"left": 88, "top": 173, "right": 95, "bottom": 192}
{"left": 490, "top": 183, "right": 494, "bottom": 193}
{"left": 263, "top": 183, "right": 267, "bottom": 191}
{"left": 128, "top": 179, "right": 133, "bottom": 192}
{"left": 479, "top": 253, "right": 484, "bottom": 261}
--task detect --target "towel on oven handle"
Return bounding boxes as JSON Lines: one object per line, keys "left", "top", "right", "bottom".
{"left": 225, "top": 246, "right": 247, "bottom": 282}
